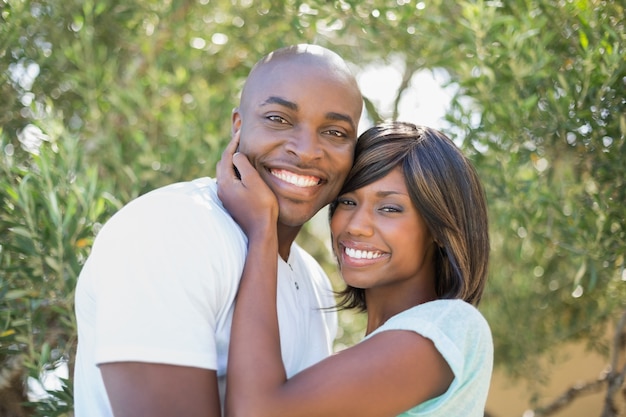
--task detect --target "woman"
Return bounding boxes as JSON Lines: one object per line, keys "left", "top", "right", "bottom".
{"left": 216, "top": 121, "right": 493, "bottom": 417}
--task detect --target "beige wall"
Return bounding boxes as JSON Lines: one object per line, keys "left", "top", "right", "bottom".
{"left": 485, "top": 341, "right": 622, "bottom": 417}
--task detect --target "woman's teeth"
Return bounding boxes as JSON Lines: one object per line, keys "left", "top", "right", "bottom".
{"left": 345, "top": 247, "right": 383, "bottom": 260}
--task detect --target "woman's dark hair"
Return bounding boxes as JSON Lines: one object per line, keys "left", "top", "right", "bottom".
{"left": 329, "top": 121, "right": 490, "bottom": 310}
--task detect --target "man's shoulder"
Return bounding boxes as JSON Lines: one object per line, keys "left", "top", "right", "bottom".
{"left": 140, "top": 177, "right": 218, "bottom": 205}
{"left": 97, "top": 177, "right": 242, "bottom": 245}
{"left": 112, "top": 177, "right": 224, "bottom": 221}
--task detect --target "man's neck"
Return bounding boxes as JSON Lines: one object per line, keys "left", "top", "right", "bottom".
{"left": 276, "top": 223, "right": 302, "bottom": 261}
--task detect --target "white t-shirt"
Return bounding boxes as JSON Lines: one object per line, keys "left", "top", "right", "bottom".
{"left": 73, "top": 178, "right": 337, "bottom": 416}
{"left": 365, "top": 299, "right": 493, "bottom": 417}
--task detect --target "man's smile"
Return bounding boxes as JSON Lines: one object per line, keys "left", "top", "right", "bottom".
{"left": 270, "top": 169, "right": 322, "bottom": 187}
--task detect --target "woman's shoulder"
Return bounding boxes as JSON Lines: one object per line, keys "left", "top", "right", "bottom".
{"left": 376, "top": 299, "right": 492, "bottom": 349}
{"left": 397, "top": 299, "right": 487, "bottom": 325}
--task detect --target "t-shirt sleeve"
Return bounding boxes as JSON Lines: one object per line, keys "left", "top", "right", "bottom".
{"left": 89, "top": 188, "right": 244, "bottom": 370}
{"left": 367, "top": 300, "right": 493, "bottom": 415}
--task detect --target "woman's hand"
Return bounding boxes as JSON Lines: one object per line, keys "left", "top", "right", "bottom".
{"left": 216, "top": 132, "right": 278, "bottom": 242}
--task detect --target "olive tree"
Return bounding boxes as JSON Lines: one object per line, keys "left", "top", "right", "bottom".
{"left": 1, "top": 0, "right": 623, "bottom": 415}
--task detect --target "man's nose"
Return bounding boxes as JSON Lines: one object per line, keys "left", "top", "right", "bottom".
{"left": 285, "top": 126, "right": 324, "bottom": 162}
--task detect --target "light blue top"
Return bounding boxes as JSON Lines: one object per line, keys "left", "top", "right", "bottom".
{"left": 364, "top": 299, "right": 493, "bottom": 416}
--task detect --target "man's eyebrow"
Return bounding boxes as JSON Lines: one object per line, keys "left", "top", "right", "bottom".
{"left": 261, "top": 96, "right": 356, "bottom": 132}
{"left": 326, "top": 112, "right": 356, "bottom": 132}
{"left": 261, "top": 96, "right": 298, "bottom": 111}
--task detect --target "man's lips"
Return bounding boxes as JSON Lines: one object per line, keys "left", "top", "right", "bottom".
{"left": 270, "top": 169, "right": 321, "bottom": 187}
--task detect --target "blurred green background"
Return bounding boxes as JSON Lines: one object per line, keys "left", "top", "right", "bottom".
{"left": 1, "top": 1, "right": 624, "bottom": 416}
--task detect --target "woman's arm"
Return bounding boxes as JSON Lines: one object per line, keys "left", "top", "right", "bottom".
{"left": 216, "top": 137, "right": 454, "bottom": 417}
{"left": 216, "top": 134, "right": 285, "bottom": 413}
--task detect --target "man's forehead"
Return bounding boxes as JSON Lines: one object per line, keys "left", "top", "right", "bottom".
{"left": 240, "top": 45, "right": 362, "bottom": 123}
{"left": 244, "top": 61, "right": 346, "bottom": 101}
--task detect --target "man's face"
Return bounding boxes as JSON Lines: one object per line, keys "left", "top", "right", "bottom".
{"left": 233, "top": 57, "right": 363, "bottom": 229}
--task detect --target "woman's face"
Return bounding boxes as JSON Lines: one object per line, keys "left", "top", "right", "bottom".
{"left": 331, "top": 166, "right": 437, "bottom": 295}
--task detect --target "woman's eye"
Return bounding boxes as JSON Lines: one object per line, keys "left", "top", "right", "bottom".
{"left": 381, "top": 206, "right": 402, "bottom": 213}
{"left": 337, "top": 197, "right": 355, "bottom": 206}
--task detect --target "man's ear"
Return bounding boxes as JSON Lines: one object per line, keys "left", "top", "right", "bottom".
{"left": 231, "top": 108, "right": 242, "bottom": 136}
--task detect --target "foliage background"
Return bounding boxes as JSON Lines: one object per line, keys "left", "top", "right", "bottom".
{"left": 0, "top": 0, "right": 624, "bottom": 416}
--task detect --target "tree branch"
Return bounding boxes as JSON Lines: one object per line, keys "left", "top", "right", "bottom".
{"left": 601, "top": 308, "right": 626, "bottom": 417}
{"left": 533, "top": 374, "right": 607, "bottom": 417}
{"left": 531, "top": 308, "right": 626, "bottom": 417}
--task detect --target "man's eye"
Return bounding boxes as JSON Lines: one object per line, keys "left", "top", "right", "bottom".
{"left": 267, "top": 115, "right": 288, "bottom": 124}
{"left": 324, "top": 129, "right": 347, "bottom": 138}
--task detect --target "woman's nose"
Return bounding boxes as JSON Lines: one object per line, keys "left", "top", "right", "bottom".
{"left": 344, "top": 208, "right": 374, "bottom": 237}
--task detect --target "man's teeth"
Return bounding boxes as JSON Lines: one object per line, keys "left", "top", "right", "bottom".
{"left": 345, "top": 247, "right": 383, "bottom": 260}
{"left": 272, "top": 170, "right": 319, "bottom": 187}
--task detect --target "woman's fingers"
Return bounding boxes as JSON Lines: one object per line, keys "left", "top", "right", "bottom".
{"left": 216, "top": 131, "right": 278, "bottom": 235}
{"left": 223, "top": 129, "right": 240, "bottom": 159}
{"left": 217, "top": 130, "right": 242, "bottom": 184}
{"left": 231, "top": 152, "right": 257, "bottom": 187}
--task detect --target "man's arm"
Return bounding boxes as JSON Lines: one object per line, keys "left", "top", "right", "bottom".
{"left": 101, "top": 362, "right": 221, "bottom": 417}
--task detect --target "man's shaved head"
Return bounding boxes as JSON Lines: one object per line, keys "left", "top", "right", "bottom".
{"left": 240, "top": 44, "right": 361, "bottom": 106}
{"left": 229, "top": 43, "right": 363, "bottom": 239}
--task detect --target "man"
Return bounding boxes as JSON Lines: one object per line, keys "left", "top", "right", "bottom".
{"left": 73, "top": 44, "right": 363, "bottom": 417}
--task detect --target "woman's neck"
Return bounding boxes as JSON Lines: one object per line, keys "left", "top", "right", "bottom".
{"left": 364, "top": 286, "right": 437, "bottom": 335}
